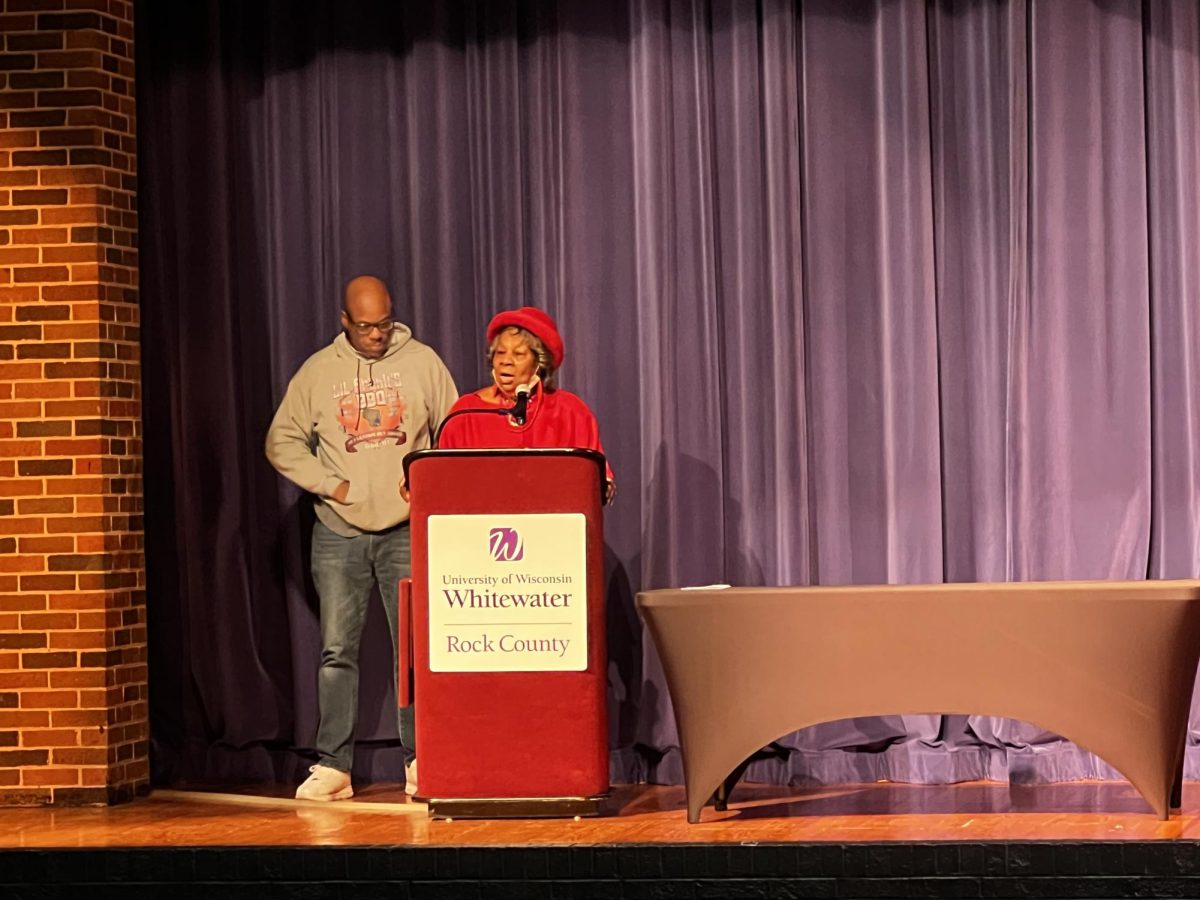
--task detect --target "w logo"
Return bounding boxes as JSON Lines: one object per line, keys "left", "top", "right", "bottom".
{"left": 488, "top": 527, "right": 524, "bottom": 562}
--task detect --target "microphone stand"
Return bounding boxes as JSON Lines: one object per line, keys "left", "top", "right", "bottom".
{"left": 432, "top": 403, "right": 521, "bottom": 448}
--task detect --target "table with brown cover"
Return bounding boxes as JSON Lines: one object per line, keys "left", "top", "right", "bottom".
{"left": 636, "top": 581, "right": 1200, "bottom": 823}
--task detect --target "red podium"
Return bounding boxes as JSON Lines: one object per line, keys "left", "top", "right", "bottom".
{"left": 400, "top": 448, "right": 609, "bottom": 817}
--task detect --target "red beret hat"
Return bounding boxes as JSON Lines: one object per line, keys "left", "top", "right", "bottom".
{"left": 486, "top": 306, "right": 564, "bottom": 369}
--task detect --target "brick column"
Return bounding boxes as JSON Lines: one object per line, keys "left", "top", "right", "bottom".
{"left": 0, "top": 0, "right": 146, "bottom": 805}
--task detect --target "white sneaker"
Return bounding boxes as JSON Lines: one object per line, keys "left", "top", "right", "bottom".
{"left": 295, "top": 764, "right": 353, "bottom": 801}
{"left": 404, "top": 758, "right": 418, "bottom": 796}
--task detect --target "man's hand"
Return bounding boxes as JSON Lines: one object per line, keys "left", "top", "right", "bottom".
{"left": 399, "top": 479, "right": 410, "bottom": 502}
{"left": 331, "top": 481, "right": 351, "bottom": 504}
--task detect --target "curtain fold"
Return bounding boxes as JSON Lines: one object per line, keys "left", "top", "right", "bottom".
{"left": 137, "top": 0, "right": 1200, "bottom": 787}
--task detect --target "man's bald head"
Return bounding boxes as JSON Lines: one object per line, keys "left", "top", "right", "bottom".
{"left": 344, "top": 275, "right": 391, "bottom": 319}
{"left": 341, "top": 275, "right": 395, "bottom": 358}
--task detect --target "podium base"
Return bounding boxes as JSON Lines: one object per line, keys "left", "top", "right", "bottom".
{"left": 423, "top": 795, "right": 606, "bottom": 819}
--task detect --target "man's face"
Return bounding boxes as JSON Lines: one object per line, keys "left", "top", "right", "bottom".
{"left": 341, "top": 288, "right": 393, "bottom": 359}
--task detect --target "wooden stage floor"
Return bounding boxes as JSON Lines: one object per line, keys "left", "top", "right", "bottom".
{"left": 5, "top": 781, "right": 1200, "bottom": 848}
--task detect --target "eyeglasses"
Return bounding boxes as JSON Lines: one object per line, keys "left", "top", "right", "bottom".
{"left": 345, "top": 317, "right": 396, "bottom": 335}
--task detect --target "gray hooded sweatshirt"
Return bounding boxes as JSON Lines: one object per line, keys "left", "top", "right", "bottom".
{"left": 266, "top": 324, "right": 458, "bottom": 535}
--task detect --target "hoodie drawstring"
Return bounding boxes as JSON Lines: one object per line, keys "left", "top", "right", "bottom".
{"left": 354, "top": 358, "right": 362, "bottom": 431}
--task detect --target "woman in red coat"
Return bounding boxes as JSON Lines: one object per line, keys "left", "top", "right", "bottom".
{"left": 438, "top": 306, "right": 615, "bottom": 503}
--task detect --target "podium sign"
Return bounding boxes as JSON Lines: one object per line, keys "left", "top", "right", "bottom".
{"left": 427, "top": 513, "right": 588, "bottom": 672}
{"left": 403, "top": 448, "right": 610, "bottom": 816}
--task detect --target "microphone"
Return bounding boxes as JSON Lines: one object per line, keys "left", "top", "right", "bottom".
{"left": 511, "top": 383, "right": 532, "bottom": 426}
{"left": 430, "top": 382, "right": 536, "bottom": 448}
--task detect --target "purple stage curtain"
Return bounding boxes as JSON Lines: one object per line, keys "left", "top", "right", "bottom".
{"left": 136, "top": 0, "right": 1200, "bottom": 788}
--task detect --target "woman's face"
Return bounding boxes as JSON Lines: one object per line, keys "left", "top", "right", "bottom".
{"left": 491, "top": 329, "right": 539, "bottom": 395}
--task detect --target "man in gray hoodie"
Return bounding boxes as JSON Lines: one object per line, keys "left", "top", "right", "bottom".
{"left": 266, "top": 275, "right": 457, "bottom": 801}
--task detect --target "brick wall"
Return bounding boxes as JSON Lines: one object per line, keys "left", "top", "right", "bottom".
{"left": 0, "top": 0, "right": 146, "bottom": 805}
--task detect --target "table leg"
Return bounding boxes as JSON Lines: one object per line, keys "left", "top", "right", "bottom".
{"left": 714, "top": 779, "right": 729, "bottom": 812}
{"left": 713, "top": 758, "right": 754, "bottom": 812}
{"left": 1170, "top": 753, "right": 1184, "bottom": 814}
{"left": 713, "top": 768, "right": 742, "bottom": 812}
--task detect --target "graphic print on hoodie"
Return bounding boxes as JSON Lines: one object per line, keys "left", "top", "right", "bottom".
{"left": 335, "top": 370, "right": 408, "bottom": 452}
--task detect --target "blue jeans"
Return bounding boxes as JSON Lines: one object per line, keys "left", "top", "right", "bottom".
{"left": 310, "top": 519, "right": 415, "bottom": 773}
